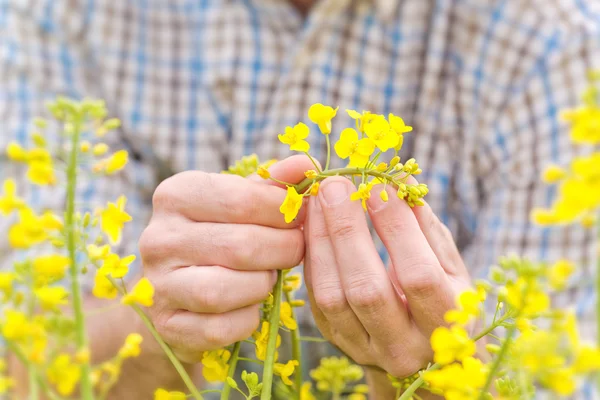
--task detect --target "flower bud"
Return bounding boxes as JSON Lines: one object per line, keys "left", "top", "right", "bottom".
{"left": 93, "top": 143, "right": 109, "bottom": 156}
{"left": 379, "top": 190, "right": 388, "bottom": 202}
{"left": 80, "top": 141, "right": 91, "bottom": 153}
{"left": 390, "top": 156, "right": 400, "bottom": 167}
{"left": 305, "top": 170, "right": 319, "bottom": 179}
{"left": 257, "top": 167, "right": 270, "bottom": 179}
{"left": 310, "top": 182, "right": 320, "bottom": 196}
{"left": 376, "top": 162, "right": 388, "bottom": 171}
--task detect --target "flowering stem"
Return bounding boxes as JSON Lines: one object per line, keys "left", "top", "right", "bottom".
{"left": 220, "top": 341, "right": 241, "bottom": 400}
{"left": 294, "top": 167, "right": 406, "bottom": 193}
{"left": 477, "top": 325, "right": 516, "bottom": 399}
{"left": 304, "top": 152, "right": 321, "bottom": 173}
{"left": 65, "top": 115, "right": 94, "bottom": 400}
{"left": 285, "top": 290, "right": 302, "bottom": 399}
{"left": 325, "top": 135, "right": 331, "bottom": 171}
{"left": 27, "top": 283, "right": 40, "bottom": 400}
{"left": 7, "top": 342, "right": 62, "bottom": 400}
{"left": 260, "top": 270, "right": 284, "bottom": 400}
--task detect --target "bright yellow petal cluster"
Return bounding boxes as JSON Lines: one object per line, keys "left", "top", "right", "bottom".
{"left": 274, "top": 360, "right": 299, "bottom": 385}
{"left": 122, "top": 277, "right": 154, "bottom": 307}
{"left": 423, "top": 357, "right": 488, "bottom": 400}
{"left": 154, "top": 388, "right": 187, "bottom": 400}
{"left": 201, "top": 349, "right": 231, "bottom": 382}
{"left": 504, "top": 277, "right": 549, "bottom": 316}
{"left": 444, "top": 288, "right": 486, "bottom": 325}
{"left": 33, "top": 254, "right": 70, "bottom": 286}
{"left": 308, "top": 103, "right": 338, "bottom": 134}
{"left": 350, "top": 182, "right": 374, "bottom": 211}
{"left": 430, "top": 326, "right": 476, "bottom": 365}
{"left": 34, "top": 286, "right": 68, "bottom": 311}
{"left": 100, "top": 195, "right": 132, "bottom": 244}
{"left": 280, "top": 302, "right": 298, "bottom": 330}
{"left": 278, "top": 122, "right": 311, "bottom": 152}
{"left": 102, "top": 253, "right": 136, "bottom": 279}
{"left": 94, "top": 150, "right": 129, "bottom": 175}
{"left": 0, "top": 273, "right": 16, "bottom": 299}
{"left": 0, "top": 179, "right": 24, "bottom": 215}
{"left": 9, "top": 208, "right": 62, "bottom": 249}
{"left": 92, "top": 269, "right": 118, "bottom": 300}
{"left": 547, "top": 259, "right": 575, "bottom": 290}
{"left": 280, "top": 186, "right": 303, "bottom": 223}
{"left": 253, "top": 321, "right": 281, "bottom": 361}
{"left": 118, "top": 333, "right": 143, "bottom": 359}
{"left": 562, "top": 105, "right": 600, "bottom": 144}
{"left": 7, "top": 142, "right": 57, "bottom": 185}
{"left": 46, "top": 354, "right": 81, "bottom": 396}
{"left": 364, "top": 115, "right": 400, "bottom": 152}
{"left": 334, "top": 128, "right": 375, "bottom": 167}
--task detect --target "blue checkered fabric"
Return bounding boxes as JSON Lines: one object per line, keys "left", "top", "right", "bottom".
{"left": 1, "top": 0, "right": 600, "bottom": 396}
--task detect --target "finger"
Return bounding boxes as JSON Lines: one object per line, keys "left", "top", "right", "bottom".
{"left": 248, "top": 154, "right": 320, "bottom": 188}
{"left": 152, "top": 170, "right": 303, "bottom": 228}
{"left": 141, "top": 221, "right": 304, "bottom": 272}
{"left": 317, "top": 178, "right": 411, "bottom": 340}
{"left": 158, "top": 304, "right": 260, "bottom": 363}
{"left": 304, "top": 195, "right": 370, "bottom": 352}
{"left": 367, "top": 185, "right": 454, "bottom": 333}
{"left": 160, "top": 266, "right": 276, "bottom": 313}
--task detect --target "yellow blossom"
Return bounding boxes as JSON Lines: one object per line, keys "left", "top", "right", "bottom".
{"left": 310, "top": 182, "right": 320, "bottom": 196}
{"left": 274, "top": 360, "right": 299, "bottom": 385}
{"left": 201, "top": 349, "right": 231, "bottom": 382}
{"left": 379, "top": 190, "right": 388, "bottom": 202}
{"left": 102, "top": 149, "right": 129, "bottom": 174}
{"left": 122, "top": 277, "right": 155, "bottom": 307}
{"left": 280, "top": 302, "right": 298, "bottom": 330}
{"left": 308, "top": 103, "right": 338, "bottom": 134}
{"left": 305, "top": 170, "right": 319, "bottom": 179}
{"left": 102, "top": 253, "right": 136, "bottom": 279}
{"left": 364, "top": 115, "right": 399, "bottom": 152}
{"left": 278, "top": 122, "right": 311, "bottom": 152}
{"left": 423, "top": 357, "right": 488, "bottom": 400}
{"left": 300, "top": 382, "right": 317, "bottom": 400}
{"left": 0, "top": 273, "right": 15, "bottom": 298}
{"left": 47, "top": 354, "right": 81, "bottom": 396}
{"left": 92, "top": 269, "right": 118, "bottom": 300}
{"left": 0, "top": 179, "right": 24, "bottom": 215}
{"left": 2, "top": 310, "right": 29, "bottom": 341}
{"left": 257, "top": 166, "right": 270, "bottom": 179}
{"left": 334, "top": 128, "right": 376, "bottom": 167}
{"left": 93, "top": 143, "right": 109, "bottom": 156}
{"left": 80, "top": 141, "right": 91, "bottom": 152}
{"left": 118, "top": 333, "right": 143, "bottom": 359}
{"left": 280, "top": 186, "right": 303, "bottom": 223}
{"left": 573, "top": 345, "right": 600, "bottom": 373}
{"left": 0, "top": 377, "right": 14, "bottom": 394}
{"left": 350, "top": 182, "right": 374, "bottom": 211}
{"left": 34, "top": 286, "right": 68, "bottom": 311}
{"left": 100, "top": 195, "right": 132, "bottom": 244}
{"left": 87, "top": 244, "right": 111, "bottom": 261}
{"left": 154, "top": 389, "right": 187, "bottom": 400}
{"left": 253, "top": 321, "right": 281, "bottom": 361}
{"left": 346, "top": 109, "right": 374, "bottom": 133}
{"left": 542, "top": 164, "right": 566, "bottom": 183}
{"left": 6, "top": 141, "right": 27, "bottom": 161}
{"left": 9, "top": 208, "right": 61, "bottom": 248}
{"left": 505, "top": 277, "right": 549, "bottom": 316}
{"left": 430, "top": 326, "right": 476, "bottom": 365}
{"left": 547, "top": 259, "right": 575, "bottom": 290}
{"left": 33, "top": 254, "right": 70, "bottom": 284}
{"left": 562, "top": 106, "right": 600, "bottom": 144}
{"left": 444, "top": 289, "right": 484, "bottom": 325}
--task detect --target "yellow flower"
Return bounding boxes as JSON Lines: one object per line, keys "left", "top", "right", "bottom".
{"left": 278, "top": 122, "right": 311, "bottom": 152}
{"left": 379, "top": 190, "right": 388, "bottom": 202}
{"left": 92, "top": 269, "right": 118, "bottom": 300}
{"left": 423, "top": 357, "right": 487, "bottom": 399}
{"left": 105, "top": 149, "right": 129, "bottom": 174}
{"left": 308, "top": 103, "right": 338, "bottom": 134}
{"left": 257, "top": 166, "right": 270, "bottom": 179}
{"left": 305, "top": 170, "right": 319, "bottom": 179}
{"left": 388, "top": 113, "right": 413, "bottom": 135}
{"left": 274, "top": 360, "right": 299, "bottom": 385}
{"left": 2, "top": 310, "right": 30, "bottom": 341}
{"left": 0, "top": 377, "right": 14, "bottom": 394}
{"left": 542, "top": 164, "right": 566, "bottom": 183}
{"left": 562, "top": 106, "right": 600, "bottom": 144}
{"left": 280, "top": 186, "right": 303, "bottom": 224}
{"left": 0, "top": 273, "right": 16, "bottom": 298}
{"left": 9, "top": 208, "right": 61, "bottom": 248}
{"left": 47, "top": 354, "right": 81, "bottom": 396}
{"left": 350, "top": 182, "right": 374, "bottom": 211}
{"left": 300, "top": 382, "right": 317, "bottom": 400}
{"left": 201, "top": 349, "right": 231, "bottom": 382}
{"left": 444, "top": 290, "right": 484, "bottom": 325}
{"left": 348, "top": 394, "right": 366, "bottom": 400}
{"left": 309, "top": 182, "right": 320, "bottom": 196}
{"left": 253, "top": 321, "right": 281, "bottom": 361}
{"left": 430, "top": 326, "right": 476, "bottom": 365}
{"left": 364, "top": 115, "right": 399, "bottom": 152}
{"left": 102, "top": 253, "right": 136, "bottom": 279}
{"left": 346, "top": 109, "right": 374, "bottom": 133}
{"left": 6, "top": 141, "right": 27, "bottom": 161}
{"left": 118, "top": 333, "right": 143, "bottom": 359}
{"left": 33, "top": 254, "right": 70, "bottom": 285}
{"left": 34, "top": 286, "right": 68, "bottom": 311}
{"left": 80, "top": 141, "right": 91, "bottom": 152}
{"left": 505, "top": 277, "right": 549, "bottom": 316}
{"left": 122, "top": 277, "right": 155, "bottom": 307}
{"left": 0, "top": 179, "right": 24, "bottom": 215}
{"left": 547, "top": 259, "right": 575, "bottom": 290}
{"left": 154, "top": 388, "right": 187, "bottom": 400}
{"left": 87, "top": 244, "right": 111, "bottom": 261}
{"left": 27, "top": 160, "right": 56, "bottom": 185}
{"left": 100, "top": 195, "right": 132, "bottom": 244}
{"left": 93, "top": 143, "right": 109, "bottom": 156}
{"left": 334, "top": 128, "right": 376, "bottom": 167}
{"left": 280, "top": 302, "right": 298, "bottom": 330}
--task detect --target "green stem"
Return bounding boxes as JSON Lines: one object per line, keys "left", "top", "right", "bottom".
{"left": 295, "top": 167, "right": 401, "bottom": 193}
{"left": 260, "top": 270, "right": 284, "bottom": 400}
{"left": 221, "top": 342, "right": 241, "bottom": 400}
{"left": 285, "top": 291, "right": 302, "bottom": 399}
{"left": 7, "top": 342, "right": 63, "bottom": 400}
{"left": 65, "top": 116, "right": 94, "bottom": 400}
{"left": 27, "top": 279, "right": 39, "bottom": 400}
{"left": 303, "top": 152, "right": 322, "bottom": 173}
{"left": 477, "top": 325, "right": 516, "bottom": 399}
{"left": 398, "top": 314, "right": 512, "bottom": 400}
{"left": 131, "top": 305, "right": 203, "bottom": 400}
{"left": 325, "top": 135, "right": 331, "bottom": 171}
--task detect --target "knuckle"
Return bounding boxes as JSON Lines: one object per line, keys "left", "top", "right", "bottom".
{"left": 314, "top": 287, "right": 348, "bottom": 315}
{"left": 194, "top": 281, "right": 224, "bottom": 312}
{"left": 345, "top": 277, "right": 387, "bottom": 312}
{"left": 152, "top": 175, "right": 179, "bottom": 211}
{"left": 403, "top": 267, "right": 441, "bottom": 300}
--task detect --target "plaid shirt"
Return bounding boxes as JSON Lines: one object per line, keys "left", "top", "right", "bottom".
{"left": 1, "top": 0, "right": 599, "bottom": 396}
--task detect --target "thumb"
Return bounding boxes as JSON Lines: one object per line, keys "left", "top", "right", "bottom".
{"left": 249, "top": 154, "right": 319, "bottom": 188}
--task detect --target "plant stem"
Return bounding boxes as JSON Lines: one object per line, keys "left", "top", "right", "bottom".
{"left": 285, "top": 290, "right": 302, "bottom": 399}
{"left": 65, "top": 115, "right": 94, "bottom": 400}
{"left": 7, "top": 342, "right": 62, "bottom": 400}
{"left": 260, "top": 270, "right": 284, "bottom": 400}
{"left": 294, "top": 167, "right": 404, "bottom": 192}
{"left": 130, "top": 304, "right": 203, "bottom": 400}
{"left": 325, "top": 135, "right": 331, "bottom": 171}
{"left": 221, "top": 342, "right": 241, "bottom": 400}
{"left": 27, "top": 280, "right": 39, "bottom": 400}
{"left": 304, "top": 152, "right": 321, "bottom": 172}
{"left": 478, "top": 325, "right": 516, "bottom": 399}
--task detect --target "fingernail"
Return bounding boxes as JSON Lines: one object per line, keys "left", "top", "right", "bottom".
{"left": 320, "top": 180, "right": 351, "bottom": 206}
{"left": 368, "top": 186, "right": 390, "bottom": 212}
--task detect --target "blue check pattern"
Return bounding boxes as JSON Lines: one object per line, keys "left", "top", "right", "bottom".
{"left": 1, "top": 0, "right": 600, "bottom": 396}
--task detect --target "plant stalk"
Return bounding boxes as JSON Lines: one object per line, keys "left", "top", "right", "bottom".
{"left": 285, "top": 290, "right": 302, "bottom": 399}
{"left": 220, "top": 342, "right": 241, "bottom": 400}
{"left": 260, "top": 270, "right": 284, "bottom": 400}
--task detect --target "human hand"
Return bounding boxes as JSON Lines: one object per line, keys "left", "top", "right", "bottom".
{"left": 140, "top": 156, "right": 313, "bottom": 363}
{"left": 304, "top": 177, "right": 472, "bottom": 378}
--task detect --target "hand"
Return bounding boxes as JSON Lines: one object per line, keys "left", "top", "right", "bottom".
{"left": 140, "top": 156, "right": 312, "bottom": 363}
{"left": 304, "top": 177, "right": 472, "bottom": 378}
